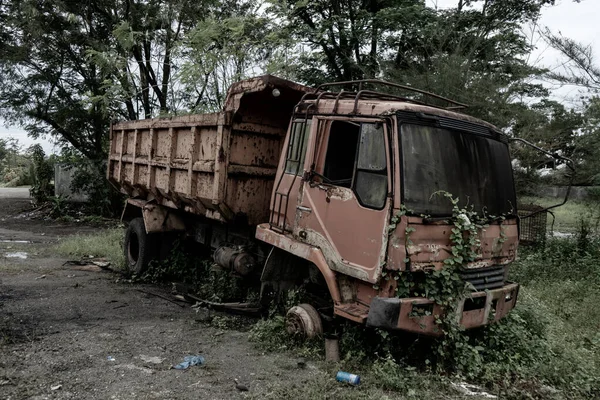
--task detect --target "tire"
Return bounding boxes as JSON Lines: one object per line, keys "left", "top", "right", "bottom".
{"left": 286, "top": 303, "right": 323, "bottom": 339}
{"left": 123, "top": 217, "right": 158, "bottom": 275}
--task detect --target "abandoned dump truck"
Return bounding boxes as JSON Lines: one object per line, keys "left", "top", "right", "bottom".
{"left": 108, "top": 75, "right": 519, "bottom": 336}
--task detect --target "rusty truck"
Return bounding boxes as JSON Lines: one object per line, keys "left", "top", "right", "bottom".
{"left": 108, "top": 75, "right": 522, "bottom": 336}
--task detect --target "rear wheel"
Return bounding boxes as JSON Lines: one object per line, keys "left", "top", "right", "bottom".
{"left": 123, "top": 217, "right": 158, "bottom": 275}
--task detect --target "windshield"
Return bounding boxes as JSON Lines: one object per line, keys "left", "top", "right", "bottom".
{"left": 400, "top": 123, "right": 516, "bottom": 217}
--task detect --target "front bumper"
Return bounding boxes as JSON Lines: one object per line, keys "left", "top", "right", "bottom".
{"left": 366, "top": 282, "right": 519, "bottom": 336}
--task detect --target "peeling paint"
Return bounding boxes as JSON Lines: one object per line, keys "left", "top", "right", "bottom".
{"left": 301, "top": 228, "right": 370, "bottom": 281}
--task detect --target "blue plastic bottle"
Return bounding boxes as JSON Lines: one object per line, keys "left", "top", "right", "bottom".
{"left": 336, "top": 371, "right": 361, "bottom": 385}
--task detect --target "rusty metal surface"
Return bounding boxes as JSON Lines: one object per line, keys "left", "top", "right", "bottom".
{"left": 334, "top": 302, "right": 369, "bottom": 324}
{"left": 287, "top": 117, "right": 392, "bottom": 284}
{"left": 304, "top": 98, "right": 498, "bottom": 131}
{"left": 108, "top": 75, "right": 313, "bottom": 226}
{"left": 213, "top": 246, "right": 256, "bottom": 276}
{"left": 224, "top": 75, "right": 315, "bottom": 112}
{"left": 394, "top": 283, "right": 519, "bottom": 335}
{"left": 285, "top": 303, "right": 323, "bottom": 338}
{"left": 386, "top": 216, "right": 519, "bottom": 272}
{"left": 142, "top": 202, "right": 186, "bottom": 233}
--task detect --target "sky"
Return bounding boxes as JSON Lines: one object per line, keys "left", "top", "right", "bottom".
{"left": 1, "top": 0, "right": 598, "bottom": 154}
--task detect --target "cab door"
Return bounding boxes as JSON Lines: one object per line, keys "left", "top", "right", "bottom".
{"left": 294, "top": 118, "right": 392, "bottom": 283}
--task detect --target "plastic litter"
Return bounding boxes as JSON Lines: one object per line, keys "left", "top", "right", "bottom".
{"left": 173, "top": 355, "right": 205, "bottom": 370}
{"left": 336, "top": 371, "right": 361, "bottom": 385}
{"left": 107, "top": 356, "right": 115, "bottom": 362}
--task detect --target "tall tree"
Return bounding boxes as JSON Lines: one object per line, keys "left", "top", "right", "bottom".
{"left": 0, "top": 0, "right": 117, "bottom": 160}
{"left": 0, "top": 0, "right": 222, "bottom": 160}
{"left": 384, "top": 0, "right": 555, "bottom": 129}
{"left": 266, "top": 0, "right": 429, "bottom": 83}
{"left": 178, "top": 0, "right": 274, "bottom": 112}
{"left": 544, "top": 30, "right": 600, "bottom": 92}
{"left": 544, "top": 29, "right": 600, "bottom": 184}
{"left": 93, "top": 0, "right": 216, "bottom": 119}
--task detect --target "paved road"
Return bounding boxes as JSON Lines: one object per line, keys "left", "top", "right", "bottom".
{"left": 0, "top": 187, "right": 30, "bottom": 199}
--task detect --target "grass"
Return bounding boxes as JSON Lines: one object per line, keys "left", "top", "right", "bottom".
{"left": 55, "top": 228, "right": 125, "bottom": 269}
{"left": 248, "top": 368, "right": 472, "bottom": 400}
{"left": 519, "top": 195, "right": 600, "bottom": 233}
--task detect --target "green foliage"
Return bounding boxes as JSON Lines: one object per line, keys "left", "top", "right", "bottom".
{"left": 28, "top": 144, "right": 54, "bottom": 204}
{"left": 181, "top": 3, "right": 277, "bottom": 112}
{"left": 370, "top": 358, "right": 447, "bottom": 394}
{"left": 248, "top": 315, "right": 324, "bottom": 359}
{"left": 0, "top": 137, "right": 32, "bottom": 187}
{"left": 572, "top": 97, "right": 600, "bottom": 185}
{"left": 69, "top": 159, "right": 123, "bottom": 217}
{"left": 0, "top": 0, "right": 244, "bottom": 160}
{"left": 0, "top": 0, "right": 113, "bottom": 160}
{"left": 385, "top": 1, "right": 552, "bottom": 126}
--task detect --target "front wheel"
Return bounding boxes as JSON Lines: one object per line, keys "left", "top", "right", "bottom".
{"left": 286, "top": 303, "right": 323, "bottom": 339}
{"left": 123, "top": 217, "right": 158, "bottom": 275}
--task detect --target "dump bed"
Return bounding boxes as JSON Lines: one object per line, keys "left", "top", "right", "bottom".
{"left": 107, "top": 75, "right": 313, "bottom": 225}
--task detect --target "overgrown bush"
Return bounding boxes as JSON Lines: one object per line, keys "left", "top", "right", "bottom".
{"left": 29, "top": 144, "right": 54, "bottom": 203}
{"left": 512, "top": 227, "right": 600, "bottom": 285}
{"left": 513, "top": 167, "right": 542, "bottom": 196}
{"left": 69, "top": 159, "right": 123, "bottom": 217}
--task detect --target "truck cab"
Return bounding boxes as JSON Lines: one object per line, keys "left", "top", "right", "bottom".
{"left": 257, "top": 81, "right": 519, "bottom": 335}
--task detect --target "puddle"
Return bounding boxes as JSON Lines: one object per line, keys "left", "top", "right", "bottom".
{"left": 0, "top": 239, "right": 32, "bottom": 243}
{"left": 5, "top": 252, "right": 28, "bottom": 259}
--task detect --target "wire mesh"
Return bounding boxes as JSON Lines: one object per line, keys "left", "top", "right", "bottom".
{"left": 518, "top": 204, "right": 548, "bottom": 245}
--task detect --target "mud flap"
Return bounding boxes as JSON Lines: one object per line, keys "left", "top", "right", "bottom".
{"left": 366, "top": 297, "right": 400, "bottom": 330}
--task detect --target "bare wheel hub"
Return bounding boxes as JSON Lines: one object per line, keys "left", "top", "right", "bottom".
{"left": 285, "top": 303, "right": 323, "bottom": 339}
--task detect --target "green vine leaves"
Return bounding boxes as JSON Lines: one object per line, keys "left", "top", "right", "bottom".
{"left": 382, "top": 192, "right": 512, "bottom": 325}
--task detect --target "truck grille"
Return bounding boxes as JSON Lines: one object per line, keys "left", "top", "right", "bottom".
{"left": 460, "top": 265, "right": 507, "bottom": 291}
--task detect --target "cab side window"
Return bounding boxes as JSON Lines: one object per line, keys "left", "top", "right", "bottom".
{"left": 323, "top": 121, "right": 360, "bottom": 187}
{"left": 322, "top": 120, "right": 388, "bottom": 209}
{"left": 285, "top": 120, "right": 312, "bottom": 175}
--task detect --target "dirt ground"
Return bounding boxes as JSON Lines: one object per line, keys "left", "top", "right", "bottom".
{"left": 0, "top": 195, "right": 325, "bottom": 400}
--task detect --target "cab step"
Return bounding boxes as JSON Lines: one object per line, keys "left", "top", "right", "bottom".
{"left": 334, "top": 303, "right": 369, "bottom": 323}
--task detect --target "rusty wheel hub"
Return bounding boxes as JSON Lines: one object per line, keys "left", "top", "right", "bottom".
{"left": 285, "top": 303, "right": 323, "bottom": 339}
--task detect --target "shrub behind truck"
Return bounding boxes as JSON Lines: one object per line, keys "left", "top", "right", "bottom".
{"left": 108, "top": 75, "right": 520, "bottom": 336}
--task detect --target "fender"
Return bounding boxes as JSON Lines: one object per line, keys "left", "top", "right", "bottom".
{"left": 255, "top": 223, "right": 341, "bottom": 304}
{"left": 122, "top": 199, "right": 185, "bottom": 233}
